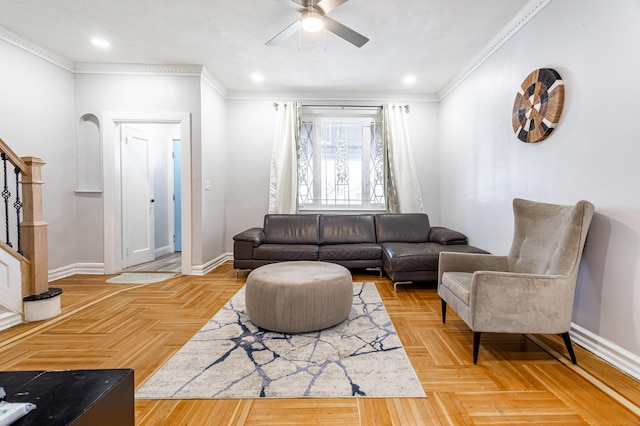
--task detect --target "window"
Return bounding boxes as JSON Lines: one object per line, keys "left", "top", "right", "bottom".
{"left": 297, "top": 108, "right": 385, "bottom": 211}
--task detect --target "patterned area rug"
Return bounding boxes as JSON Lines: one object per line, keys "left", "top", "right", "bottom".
{"left": 136, "top": 282, "right": 425, "bottom": 399}
{"left": 106, "top": 273, "right": 176, "bottom": 284}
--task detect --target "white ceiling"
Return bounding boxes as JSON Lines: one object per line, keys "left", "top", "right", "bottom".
{"left": 0, "top": 0, "right": 530, "bottom": 97}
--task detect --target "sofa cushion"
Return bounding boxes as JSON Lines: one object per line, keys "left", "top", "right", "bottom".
{"left": 319, "top": 215, "right": 376, "bottom": 245}
{"left": 429, "top": 226, "right": 468, "bottom": 245}
{"left": 375, "top": 214, "right": 431, "bottom": 243}
{"left": 263, "top": 214, "right": 320, "bottom": 244}
{"left": 319, "top": 243, "right": 381, "bottom": 261}
{"left": 254, "top": 244, "right": 319, "bottom": 261}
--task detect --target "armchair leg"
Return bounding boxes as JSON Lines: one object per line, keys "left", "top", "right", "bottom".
{"left": 441, "top": 299, "right": 447, "bottom": 323}
{"left": 560, "top": 332, "right": 577, "bottom": 364}
{"left": 473, "top": 332, "right": 481, "bottom": 364}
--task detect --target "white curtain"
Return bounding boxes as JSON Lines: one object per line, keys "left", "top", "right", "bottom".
{"left": 382, "top": 103, "right": 425, "bottom": 213}
{"left": 268, "top": 101, "right": 301, "bottom": 214}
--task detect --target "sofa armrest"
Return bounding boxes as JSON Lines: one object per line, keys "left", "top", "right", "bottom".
{"left": 438, "top": 252, "right": 508, "bottom": 286}
{"left": 233, "top": 227, "right": 265, "bottom": 247}
{"left": 471, "top": 271, "right": 571, "bottom": 333}
{"left": 429, "top": 226, "right": 468, "bottom": 245}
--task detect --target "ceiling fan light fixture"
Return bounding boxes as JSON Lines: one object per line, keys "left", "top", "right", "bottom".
{"left": 301, "top": 10, "right": 324, "bottom": 32}
{"left": 266, "top": 0, "right": 368, "bottom": 48}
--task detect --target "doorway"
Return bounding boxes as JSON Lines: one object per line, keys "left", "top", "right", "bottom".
{"left": 102, "top": 111, "right": 192, "bottom": 276}
{"left": 119, "top": 124, "right": 182, "bottom": 272}
{"left": 120, "top": 125, "right": 155, "bottom": 268}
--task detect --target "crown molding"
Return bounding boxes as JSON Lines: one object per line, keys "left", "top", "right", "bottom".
{"left": 0, "top": 25, "right": 210, "bottom": 80}
{"left": 67, "top": 62, "right": 230, "bottom": 99}
{"left": 0, "top": 24, "right": 74, "bottom": 72}
{"left": 226, "top": 91, "right": 438, "bottom": 102}
{"left": 437, "top": 0, "right": 552, "bottom": 100}
{"left": 201, "top": 67, "right": 229, "bottom": 98}
{"left": 73, "top": 62, "right": 204, "bottom": 76}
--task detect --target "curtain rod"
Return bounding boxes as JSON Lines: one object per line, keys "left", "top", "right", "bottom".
{"left": 273, "top": 103, "right": 409, "bottom": 113}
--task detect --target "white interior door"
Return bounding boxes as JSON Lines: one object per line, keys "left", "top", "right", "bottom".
{"left": 122, "top": 125, "right": 155, "bottom": 268}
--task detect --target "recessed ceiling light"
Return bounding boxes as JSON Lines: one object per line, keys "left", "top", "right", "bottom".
{"left": 91, "top": 38, "right": 110, "bottom": 49}
{"left": 404, "top": 75, "right": 417, "bottom": 84}
{"left": 251, "top": 73, "right": 264, "bottom": 83}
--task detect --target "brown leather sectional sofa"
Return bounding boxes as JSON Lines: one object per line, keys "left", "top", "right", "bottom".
{"left": 233, "top": 213, "right": 488, "bottom": 284}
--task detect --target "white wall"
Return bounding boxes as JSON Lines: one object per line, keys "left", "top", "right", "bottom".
{"left": 0, "top": 49, "right": 229, "bottom": 273}
{"left": 438, "top": 0, "right": 640, "bottom": 359}
{"left": 407, "top": 102, "right": 441, "bottom": 224}
{"left": 0, "top": 40, "right": 76, "bottom": 270}
{"left": 225, "top": 99, "right": 278, "bottom": 249}
{"left": 224, "top": 99, "right": 441, "bottom": 251}
{"left": 74, "top": 73, "right": 202, "bottom": 268}
{"left": 199, "top": 80, "right": 228, "bottom": 265}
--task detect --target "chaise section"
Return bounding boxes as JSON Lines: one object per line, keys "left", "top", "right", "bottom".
{"left": 382, "top": 243, "right": 488, "bottom": 284}
{"left": 375, "top": 213, "right": 488, "bottom": 286}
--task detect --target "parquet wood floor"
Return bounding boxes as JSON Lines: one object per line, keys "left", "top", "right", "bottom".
{"left": 1, "top": 263, "right": 638, "bottom": 425}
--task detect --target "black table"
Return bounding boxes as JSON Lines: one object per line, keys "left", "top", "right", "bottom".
{"left": 0, "top": 369, "right": 134, "bottom": 425}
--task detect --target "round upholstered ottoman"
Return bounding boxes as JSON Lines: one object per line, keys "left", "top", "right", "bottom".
{"left": 245, "top": 261, "right": 353, "bottom": 333}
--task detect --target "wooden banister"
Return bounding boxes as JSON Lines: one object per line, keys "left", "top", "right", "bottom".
{"left": 20, "top": 157, "right": 48, "bottom": 296}
{"left": 0, "top": 138, "right": 56, "bottom": 323}
{"left": 0, "top": 137, "right": 28, "bottom": 176}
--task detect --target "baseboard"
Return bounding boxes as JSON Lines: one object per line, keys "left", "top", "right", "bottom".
{"left": 0, "top": 311, "right": 22, "bottom": 332}
{"left": 49, "top": 263, "right": 105, "bottom": 282}
{"left": 154, "top": 245, "right": 172, "bottom": 258}
{"left": 49, "top": 255, "right": 232, "bottom": 278}
{"left": 571, "top": 323, "right": 640, "bottom": 381}
{"left": 75, "top": 263, "right": 105, "bottom": 275}
{"left": 191, "top": 253, "right": 233, "bottom": 276}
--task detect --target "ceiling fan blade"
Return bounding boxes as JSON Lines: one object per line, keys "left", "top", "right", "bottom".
{"left": 274, "top": 0, "right": 306, "bottom": 12}
{"left": 317, "top": 0, "right": 350, "bottom": 14}
{"left": 323, "top": 16, "right": 369, "bottom": 47}
{"left": 266, "top": 19, "right": 302, "bottom": 46}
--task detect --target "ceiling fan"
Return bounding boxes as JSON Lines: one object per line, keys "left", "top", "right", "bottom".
{"left": 267, "top": 0, "right": 369, "bottom": 48}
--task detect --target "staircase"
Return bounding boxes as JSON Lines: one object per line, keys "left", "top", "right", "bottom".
{"left": 0, "top": 137, "right": 60, "bottom": 330}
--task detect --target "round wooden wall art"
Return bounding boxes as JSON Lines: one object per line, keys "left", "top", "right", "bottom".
{"left": 512, "top": 68, "right": 564, "bottom": 143}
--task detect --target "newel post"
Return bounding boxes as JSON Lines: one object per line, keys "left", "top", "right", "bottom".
{"left": 20, "top": 157, "right": 48, "bottom": 296}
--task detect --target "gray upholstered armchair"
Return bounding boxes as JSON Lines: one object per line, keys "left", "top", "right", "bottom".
{"left": 438, "top": 198, "right": 594, "bottom": 364}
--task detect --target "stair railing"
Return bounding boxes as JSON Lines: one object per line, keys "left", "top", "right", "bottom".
{"left": 0, "top": 137, "right": 48, "bottom": 297}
